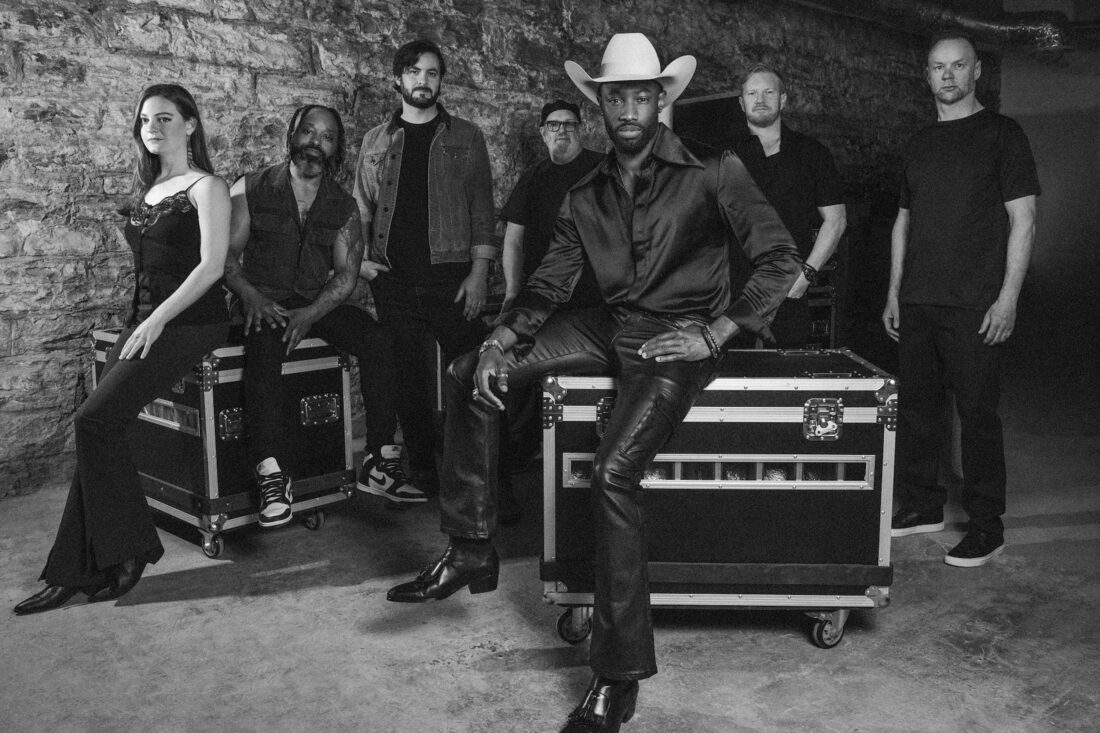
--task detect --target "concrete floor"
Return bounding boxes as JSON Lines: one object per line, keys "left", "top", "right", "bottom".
{"left": 3, "top": 409, "right": 1099, "bottom": 731}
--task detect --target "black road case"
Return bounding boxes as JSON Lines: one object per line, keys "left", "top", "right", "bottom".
{"left": 92, "top": 328, "right": 355, "bottom": 558}
{"left": 540, "top": 349, "right": 896, "bottom": 648}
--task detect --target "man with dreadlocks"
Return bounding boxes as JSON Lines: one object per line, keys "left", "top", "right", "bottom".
{"left": 226, "top": 104, "right": 425, "bottom": 528}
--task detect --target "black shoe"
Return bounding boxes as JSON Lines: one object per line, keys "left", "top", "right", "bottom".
{"left": 386, "top": 540, "right": 499, "bottom": 603}
{"left": 945, "top": 528, "right": 1005, "bottom": 567}
{"left": 891, "top": 507, "right": 945, "bottom": 537}
{"left": 498, "top": 476, "right": 522, "bottom": 527}
{"left": 559, "top": 676, "right": 639, "bottom": 733}
{"left": 88, "top": 557, "right": 148, "bottom": 603}
{"left": 13, "top": 585, "right": 84, "bottom": 616}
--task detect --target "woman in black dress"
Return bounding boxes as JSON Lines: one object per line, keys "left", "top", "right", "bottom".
{"left": 14, "top": 84, "right": 231, "bottom": 615}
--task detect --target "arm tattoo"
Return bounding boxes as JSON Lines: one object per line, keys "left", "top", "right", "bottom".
{"left": 310, "top": 218, "right": 361, "bottom": 314}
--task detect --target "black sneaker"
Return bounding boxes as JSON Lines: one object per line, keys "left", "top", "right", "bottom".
{"left": 357, "top": 445, "right": 427, "bottom": 504}
{"left": 945, "top": 529, "right": 1004, "bottom": 567}
{"left": 256, "top": 469, "right": 293, "bottom": 528}
{"left": 891, "top": 507, "right": 945, "bottom": 537}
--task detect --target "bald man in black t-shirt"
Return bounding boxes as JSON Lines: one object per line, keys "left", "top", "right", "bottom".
{"left": 884, "top": 35, "right": 1040, "bottom": 568}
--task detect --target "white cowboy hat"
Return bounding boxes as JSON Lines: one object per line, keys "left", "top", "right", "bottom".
{"left": 564, "top": 33, "right": 697, "bottom": 106}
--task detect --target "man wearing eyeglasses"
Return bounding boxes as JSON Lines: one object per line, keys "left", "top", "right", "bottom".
{"left": 501, "top": 100, "right": 604, "bottom": 311}
{"left": 494, "top": 100, "right": 604, "bottom": 522}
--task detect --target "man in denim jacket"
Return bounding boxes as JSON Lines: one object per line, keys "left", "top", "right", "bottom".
{"left": 353, "top": 38, "right": 497, "bottom": 491}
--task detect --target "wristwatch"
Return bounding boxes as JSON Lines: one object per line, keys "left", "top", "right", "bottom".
{"left": 801, "top": 262, "right": 819, "bottom": 285}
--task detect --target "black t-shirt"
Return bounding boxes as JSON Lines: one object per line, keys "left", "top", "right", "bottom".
{"left": 387, "top": 115, "right": 468, "bottom": 285}
{"left": 898, "top": 108, "right": 1040, "bottom": 309}
{"left": 732, "top": 125, "right": 844, "bottom": 257}
{"left": 500, "top": 148, "right": 604, "bottom": 308}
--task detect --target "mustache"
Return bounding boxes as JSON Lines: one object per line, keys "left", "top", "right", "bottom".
{"left": 289, "top": 143, "right": 334, "bottom": 170}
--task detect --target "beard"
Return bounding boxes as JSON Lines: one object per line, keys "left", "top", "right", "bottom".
{"left": 289, "top": 142, "right": 332, "bottom": 178}
{"left": 547, "top": 137, "right": 580, "bottom": 164}
{"left": 401, "top": 84, "right": 440, "bottom": 110}
{"left": 605, "top": 118, "right": 659, "bottom": 156}
{"left": 745, "top": 106, "right": 780, "bottom": 127}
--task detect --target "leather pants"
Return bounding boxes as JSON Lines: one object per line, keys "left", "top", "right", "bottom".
{"left": 441, "top": 306, "right": 718, "bottom": 679}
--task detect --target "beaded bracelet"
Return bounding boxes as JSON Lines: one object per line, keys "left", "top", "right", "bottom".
{"left": 701, "top": 324, "right": 721, "bottom": 360}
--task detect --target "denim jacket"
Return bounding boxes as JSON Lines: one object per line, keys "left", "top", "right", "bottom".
{"left": 353, "top": 105, "right": 497, "bottom": 267}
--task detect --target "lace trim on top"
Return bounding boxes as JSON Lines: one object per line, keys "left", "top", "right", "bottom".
{"left": 130, "top": 188, "right": 196, "bottom": 231}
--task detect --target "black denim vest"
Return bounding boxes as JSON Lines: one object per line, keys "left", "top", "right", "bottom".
{"left": 243, "top": 163, "right": 358, "bottom": 301}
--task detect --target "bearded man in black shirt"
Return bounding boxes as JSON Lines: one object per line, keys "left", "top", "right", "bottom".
{"left": 353, "top": 39, "right": 497, "bottom": 495}
{"left": 733, "top": 64, "right": 847, "bottom": 348}
{"left": 494, "top": 99, "right": 604, "bottom": 522}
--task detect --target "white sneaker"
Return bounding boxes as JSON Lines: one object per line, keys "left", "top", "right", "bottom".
{"left": 357, "top": 445, "right": 427, "bottom": 503}
{"left": 255, "top": 459, "right": 293, "bottom": 528}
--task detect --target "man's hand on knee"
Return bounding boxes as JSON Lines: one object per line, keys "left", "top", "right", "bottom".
{"left": 472, "top": 347, "right": 509, "bottom": 411}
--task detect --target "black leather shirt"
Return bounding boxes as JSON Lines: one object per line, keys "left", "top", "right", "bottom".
{"left": 500, "top": 125, "right": 798, "bottom": 342}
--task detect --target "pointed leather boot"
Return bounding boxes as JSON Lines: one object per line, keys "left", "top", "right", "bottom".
{"left": 386, "top": 540, "right": 499, "bottom": 602}
{"left": 13, "top": 585, "right": 84, "bottom": 616}
{"left": 88, "top": 557, "right": 147, "bottom": 603}
{"left": 559, "top": 676, "right": 639, "bottom": 733}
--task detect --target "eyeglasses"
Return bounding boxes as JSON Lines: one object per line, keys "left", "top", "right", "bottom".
{"left": 543, "top": 120, "right": 579, "bottom": 132}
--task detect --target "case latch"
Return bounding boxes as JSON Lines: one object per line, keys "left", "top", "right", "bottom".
{"left": 803, "top": 398, "right": 843, "bottom": 441}
{"left": 875, "top": 377, "right": 898, "bottom": 432}
{"left": 542, "top": 376, "right": 567, "bottom": 428}
{"left": 300, "top": 393, "right": 341, "bottom": 426}
{"left": 596, "top": 396, "right": 616, "bottom": 438}
{"left": 218, "top": 407, "right": 245, "bottom": 441}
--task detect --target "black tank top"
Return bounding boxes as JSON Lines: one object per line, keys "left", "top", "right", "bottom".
{"left": 124, "top": 177, "right": 228, "bottom": 326}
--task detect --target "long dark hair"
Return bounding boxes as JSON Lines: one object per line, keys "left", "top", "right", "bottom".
{"left": 128, "top": 83, "right": 214, "bottom": 209}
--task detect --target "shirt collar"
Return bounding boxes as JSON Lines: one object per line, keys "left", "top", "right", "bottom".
{"left": 597, "top": 124, "right": 704, "bottom": 177}
{"left": 386, "top": 103, "right": 452, "bottom": 134}
{"left": 742, "top": 123, "right": 791, "bottom": 155}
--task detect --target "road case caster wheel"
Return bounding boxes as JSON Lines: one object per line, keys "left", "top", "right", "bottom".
{"left": 202, "top": 534, "right": 223, "bottom": 559}
{"left": 557, "top": 608, "right": 592, "bottom": 645}
{"left": 807, "top": 608, "right": 849, "bottom": 648}
{"left": 811, "top": 619, "right": 844, "bottom": 648}
{"left": 301, "top": 509, "right": 326, "bottom": 531}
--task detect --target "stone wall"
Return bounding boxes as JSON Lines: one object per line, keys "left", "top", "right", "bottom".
{"left": 0, "top": 0, "right": 964, "bottom": 497}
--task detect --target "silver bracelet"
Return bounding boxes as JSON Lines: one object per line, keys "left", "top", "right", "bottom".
{"left": 478, "top": 339, "right": 505, "bottom": 357}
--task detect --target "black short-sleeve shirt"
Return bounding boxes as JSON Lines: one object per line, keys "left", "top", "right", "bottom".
{"left": 500, "top": 148, "right": 604, "bottom": 306}
{"left": 732, "top": 125, "right": 845, "bottom": 257}
{"left": 898, "top": 109, "right": 1040, "bottom": 309}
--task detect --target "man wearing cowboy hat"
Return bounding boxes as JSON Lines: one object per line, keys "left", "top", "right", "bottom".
{"left": 387, "top": 33, "right": 798, "bottom": 731}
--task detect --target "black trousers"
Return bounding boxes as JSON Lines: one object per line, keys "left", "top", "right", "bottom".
{"left": 42, "top": 321, "right": 227, "bottom": 588}
{"left": 441, "top": 306, "right": 718, "bottom": 680}
{"left": 243, "top": 297, "right": 398, "bottom": 463}
{"left": 372, "top": 278, "right": 485, "bottom": 474}
{"left": 896, "top": 304, "right": 1006, "bottom": 535}
{"left": 768, "top": 296, "right": 813, "bottom": 349}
